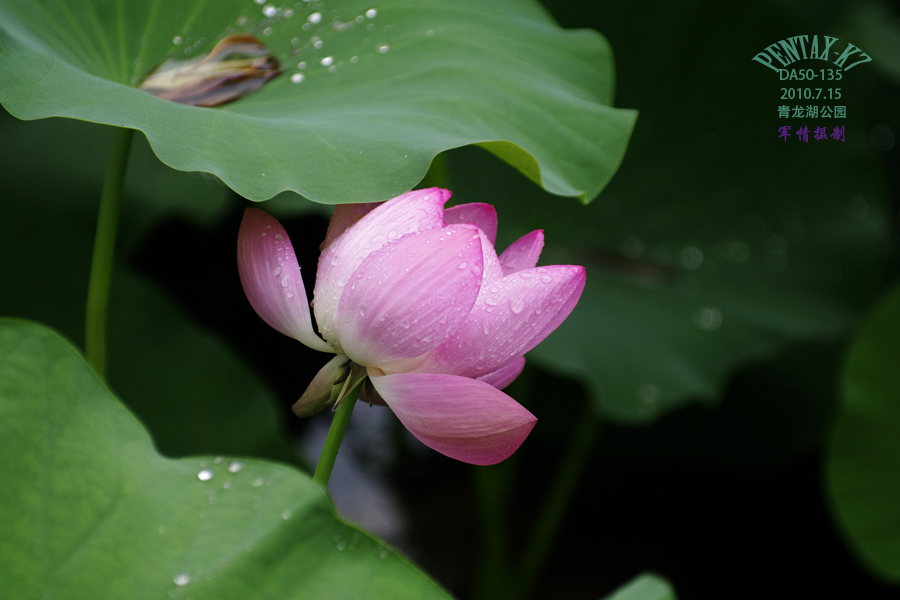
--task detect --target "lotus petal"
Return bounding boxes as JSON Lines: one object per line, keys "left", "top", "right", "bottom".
{"left": 444, "top": 203, "right": 498, "bottom": 245}
{"left": 371, "top": 372, "right": 537, "bottom": 465}
{"left": 477, "top": 356, "right": 526, "bottom": 390}
{"left": 421, "top": 265, "right": 586, "bottom": 378}
{"left": 314, "top": 188, "right": 451, "bottom": 342}
{"left": 499, "top": 230, "right": 544, "bottom": 275}
{"left": 237, "top": 208, "right": 332, "bottom": 352}
{"left": 335, "top": 225, "right": 484, "bottom": 365}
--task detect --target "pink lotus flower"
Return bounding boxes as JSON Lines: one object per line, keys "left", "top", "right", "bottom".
{"left": 237, "top": 188, "right": 585, "bottom": 465}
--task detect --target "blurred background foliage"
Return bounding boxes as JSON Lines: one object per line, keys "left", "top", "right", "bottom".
{"left": 1, "top": 0, "right": 899, "bottom": 598}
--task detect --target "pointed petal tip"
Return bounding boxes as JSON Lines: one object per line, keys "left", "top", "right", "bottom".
{"left": 237, "top": 208, "right": 333, "bottom": 352}
{"left": 444, "top": 202, "right": 498, "bottom": 244}
{"left": 499, "top": 229, "right": 545, "bottom": 275}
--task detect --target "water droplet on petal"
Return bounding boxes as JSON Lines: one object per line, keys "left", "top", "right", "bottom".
{"left": 457, "top": 262, "right": 468, "bottom": 270}
{"left": 540, "top": 274, "right": 553, "bottom": 284}
{"left": 509, "top": 298, "right": 525, "bottom": 314}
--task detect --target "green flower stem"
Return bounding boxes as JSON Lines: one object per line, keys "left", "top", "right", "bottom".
{"left": 518, "top": 402, "right": 601, "bottom": 597}
{"left": 472, "top": 460, "right": 517, "bottom": 600}
{"left": 313, "top": 388, "right": 360, "bottom": 488}
{"left": 85, "top": 127, "right": 134, "bottom": 378}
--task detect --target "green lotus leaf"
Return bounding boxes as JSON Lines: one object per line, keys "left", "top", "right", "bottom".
{"left": 0, "top": 0, "right": 635, "bottom": 204}
{"left": 0, "top": 319, "right": 450, "bottom": 599}
{"left": 826, "top": 283, "right": 900, "bottom": 583}
{"left": 446, "top": 0, "right": 890, "bottom": 424}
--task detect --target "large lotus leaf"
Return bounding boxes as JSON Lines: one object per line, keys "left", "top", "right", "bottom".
{"left": 446, "top": 0, "right": 890, "bottom": 423}
{"left": 826, "top": 284, "right": 900, "bottom": 583}
{"left": 0, "top": 319, "right": 450, "bottom": 600}
{"left": 0, "top": 199, "right": 297, "bottom": 462}
{"left": 0, "top": 0, "right": 636, "bottom": 204}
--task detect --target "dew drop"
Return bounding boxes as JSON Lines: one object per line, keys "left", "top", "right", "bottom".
{"left": 282, "top": 509, "right": 293, "bottom": 520}
{"left": 254, "top": 0, "right": 265, "bottom": 4}
{"left": 426, "top": 29, "right": 434, "bottom": 37}
{"left": 540, "top": 274, "right": 553, "bottom": 284}
{"left": 320, "top": 56, "right": 334, "bottom": 67}
{"left": 376, "top": 44, "right": 390, "bottom": 54}
{"left": 457, "top": 261, "right": 468, "bottom": 270}
{"left": 314, "top": 39, "right": 324, "bottom": 49}
{"left": 172, "top": 36, "right": 183, "bottom": 45}
{"left": 350, "top": 55, "right": 359, "bottom": 63}
{"left": 509, "top": 298, "right": 526, "bottom": 314}
{"left": 263, "top": 27, "right": 273, "bottom": 36}
{"left": 365, "top": 8, "right": 377, "bottom": 18}
{"left": 262, "top": 4, "right": 278, "bottom": 17}
{"left": 252, "top": 478, "right": 265, "bottom": 487}
{"left": 297, "top": 61, "right": 307, "bottom": 69}
{"left": 197, "top": 469, "right": 214, "bottom": 481}
{"left": 308, "top": 11, "right": 322, "bottom": 24}
{"left": 174, "top": 574, "right": 191, "bottom": 586}
{"left": 291, "top": 73, "right": 305, "bottom": 83}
